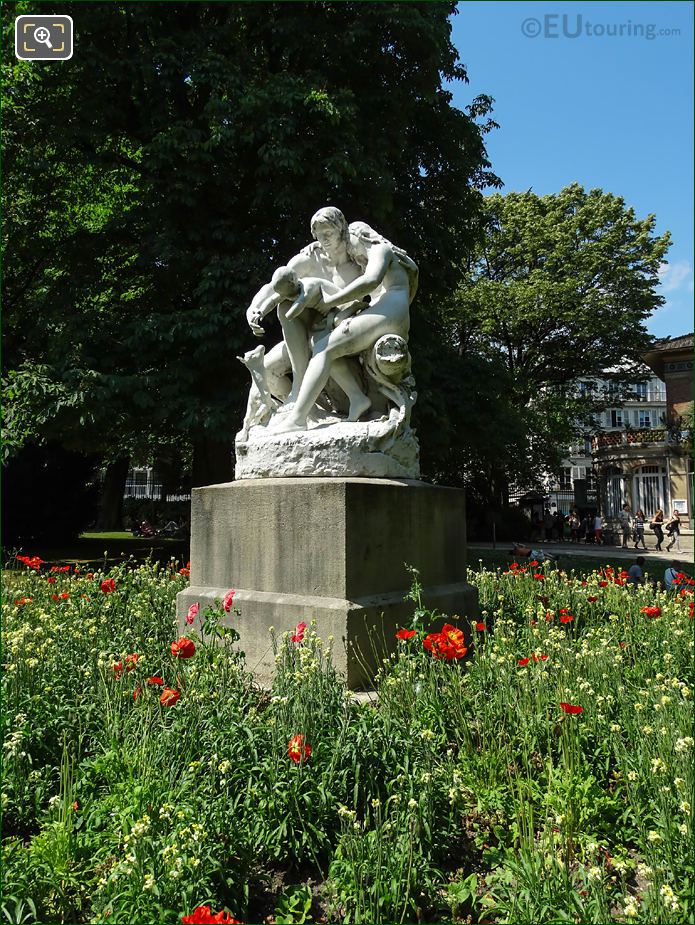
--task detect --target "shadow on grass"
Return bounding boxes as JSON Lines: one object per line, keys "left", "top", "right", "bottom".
{"left": 4, "top": 531, "right": 190, "bottom": 569}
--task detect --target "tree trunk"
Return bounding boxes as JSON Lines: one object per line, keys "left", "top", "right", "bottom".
{"left": 96, "top": 455, "right": 130, "bottom": 530}
{"left": 192, "top": 438, "right": 234, "bottom": 488}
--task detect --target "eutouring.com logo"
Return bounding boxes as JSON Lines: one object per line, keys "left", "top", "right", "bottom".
{"left": 521, "top": 14, "right": 681, "bottom": 41}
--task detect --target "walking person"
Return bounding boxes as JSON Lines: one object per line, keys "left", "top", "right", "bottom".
{"left": 665, "top": 509, "right": 682, "bottom": 552}
{"left": 543, "top": 507, "right": 553, "bottom": 543}
{"left": 593, "top": 512, "right": 604, "bottom": 545}
{"left": 619, "top": 504, "right": 632, "bottom": 549}
{"left": 633, "top": 509, "right": 647, "bottom": 550}
{"left": 650, "top": 508, "right": 665, "bottom": 552}
{"left": 569, "top": 510, "right": 580, "bottom": 543}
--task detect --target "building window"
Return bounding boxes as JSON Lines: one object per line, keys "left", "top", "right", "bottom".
{"left": 633, "top": 465, "right": 669, "bottom": 516}
{"left": 610, "top": 409, "right": 623, "bottom": 428}
{"left": 638, "top": 410, "right": 652, "bottom": 428}
{"left": 634, "top": 382, "right": 648, "bottom": 401}
{"left": 559, "top": 467, "right": 572, "bottom": 490}
{"left": 584, "top": 439, "right": 592, "bottom": 455}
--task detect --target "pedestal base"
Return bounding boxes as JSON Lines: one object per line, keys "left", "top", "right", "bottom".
{"left": 176, "top": 478, "right": 478, "bottom": 688}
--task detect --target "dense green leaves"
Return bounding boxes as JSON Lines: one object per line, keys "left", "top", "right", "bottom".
{"left": 2, "top": 1, "right": 497, "bottom": 482}
{"left": 442, "top": 184, "right": 671, "bottom": 488}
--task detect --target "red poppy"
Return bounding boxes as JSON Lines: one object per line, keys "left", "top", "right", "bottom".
{"left": 133, "top": 686, "right": 142, "bottom": 701}
{"left": 47, "top": 577, "right": 57, "bottom": 584}
{"left": 179, "top": 561, "right": 191, "bottom": 578}
{"left": 50, "top": 565, "right": 71, "bottom": 573}
{"left": 60, "top": 591, "right": 70, "bottom": 600}
{"left": 545, "top": 611, "right": 554, "bottom": 622}
{"left": 598, "top": 580, "right": 608, "bottom": 588}
{"left": 619, "top": 642, "right": 626, "bottom": 649}
{"left": 423, "top": 624, "right": 468, "bottom": 661}
{"left": 475, "top": 622, "right": 486, "bottom": 632}
{"left": 587, "top": 596, "right": 598, "bottom": 603}
{"left": 147, "top": 675, "right": 165, "bottom": 686}
{"left": 288, "top": 734, "right": 311, "bottom": 764}
{"left": 223, "top": 589, "right": 236, "bottom": 613}
{"left": 529, "top": 560, "right": 539, "bottom": 567}
{"left": 51, "top": 594, "right": 59, "bottom": 602}
{"left": 291, "top": 621, "right": 307, "bottom": 643}
{"left": 14, "top": 597, "right": 32, "bottom": 606}
{"left": 125, "top": 653, "right": 139, "bottom": 671}
{"left": 181, "top": 907, "right": 241, "bottom": 924}
{"left": 517, "top": 657, "right": 530, "bottom": 667}
{"left": 17, "top": 555, "right": 44, "bottom": 570}
{"left": 640, "top": 606, "right": 661, "bottom": 618}
{"left": 86, "top": 572, "right": 94, "bottom": 580}
{"left": 112, "top": 661, "right": 124, "bottom": 679}
{"left": 531, "top": 653, "right": 549, "bottom": 662}
{"left": 396, "top": 628, "right": 417, "bottom": 640}
{"left": 171, "top": 637, "right": 196, "bottom": 659}
{"left": 560, "top": 614, "right": 574, "bottom": 624}
{"left": 100, "top": 578, "right": 116, "bottom": 594}
{"left": 533, "top": 574, "right": 545, "bottom": 581}
{"left": 160, "top": 688, "right": 181, "bottom": 707}
{"left": 560, "top": 702, "right": 583, "bottom": 715}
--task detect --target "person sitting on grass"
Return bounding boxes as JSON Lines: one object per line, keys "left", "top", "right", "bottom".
{"left": 663, "top": 561, "right": 680, "bottom": 591}
{"left": 510, "top": 543, "right": 557, "bottom": 563}
{"left": 626, "top": 556, "right": 645, "bottom": 586}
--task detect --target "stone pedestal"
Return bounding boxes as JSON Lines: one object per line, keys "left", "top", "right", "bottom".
{"left": 176, "top": 478, "right": 478, "bottom": 688}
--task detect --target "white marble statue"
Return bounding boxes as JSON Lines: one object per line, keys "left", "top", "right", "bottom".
{"left": 235, "top": 207, "right": 420, "bottom": 479}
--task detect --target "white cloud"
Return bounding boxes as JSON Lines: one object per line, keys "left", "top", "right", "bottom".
{"left": 658, "top": 259, "right": 694, "bottom": 294}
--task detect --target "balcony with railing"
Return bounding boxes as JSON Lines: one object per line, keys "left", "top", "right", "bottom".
{"left": 592, "top": 428, "right": 667, "bottom": 456}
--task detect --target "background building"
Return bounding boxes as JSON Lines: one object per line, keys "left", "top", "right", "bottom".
{"left": 592, "top": 333, "right": 693, "bottom": 544}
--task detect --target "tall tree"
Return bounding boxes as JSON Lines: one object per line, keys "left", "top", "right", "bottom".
{"left": 3, "top": 1, "right": 499, "bottom": 489}
{"left": 446, "top": 184, "right": 671, "bottom": 485}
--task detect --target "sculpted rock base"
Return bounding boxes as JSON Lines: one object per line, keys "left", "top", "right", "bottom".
{"left": 234, "top": 414, "right": 420, "bottom": 480}
{"left": 176, "top": 478, "right": 478, "bottom": 688}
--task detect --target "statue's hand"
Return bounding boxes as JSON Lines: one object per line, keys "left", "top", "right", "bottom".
{"left": 248, "top": 310, "right": 265, "bottom": 337}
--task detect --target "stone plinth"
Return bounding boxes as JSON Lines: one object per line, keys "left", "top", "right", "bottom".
{"left": 176, "top": 478, "right": 477, "bottom": 688}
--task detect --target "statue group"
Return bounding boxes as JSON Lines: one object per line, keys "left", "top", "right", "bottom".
{"left": 235, "top": 207, "right": 421, "bottom": 479}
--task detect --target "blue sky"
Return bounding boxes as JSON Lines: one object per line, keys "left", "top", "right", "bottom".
{"left": 449, "top": 0, "right": 693, "bottom": 338}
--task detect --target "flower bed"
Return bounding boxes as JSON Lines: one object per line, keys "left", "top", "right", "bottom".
{"left": 2, "top": 557, "right": 692, "bottom": 923}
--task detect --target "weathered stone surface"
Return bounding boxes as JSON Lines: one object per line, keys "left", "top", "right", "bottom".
{"left": 176, "top": 478, "right": 478, "bottom": 687}
{"left": 234, "top": 415, "right": 420, "bottom": 480}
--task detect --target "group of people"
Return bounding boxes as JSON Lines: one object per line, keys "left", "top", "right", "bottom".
{"left": 618, "top": 504, "right": 682, "bottom": 552}
{"left": 531, "top": 504, "right": 683, "bottom": 551}
{"left": 532, "top": 508, "right": 607, "bottom": 545}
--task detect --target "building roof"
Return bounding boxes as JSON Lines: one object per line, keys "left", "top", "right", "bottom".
{"left": 642, "top": 333, "right": 693, "bottom": 379}
{"left": 651, "top": 333, "right": 694, "bottom": 352}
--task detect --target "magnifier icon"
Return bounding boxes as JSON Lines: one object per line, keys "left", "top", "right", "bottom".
{"left": 33, "top": 26, "right": 53, "bottom": 49}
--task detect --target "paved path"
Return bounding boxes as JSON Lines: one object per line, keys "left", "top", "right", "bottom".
{"left": 469, "top": 541, "right": 690, "bottom": 563}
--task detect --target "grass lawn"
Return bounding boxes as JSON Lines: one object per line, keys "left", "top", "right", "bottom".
{"left": 5, "top": 531, "right": 189, "bottom": 569}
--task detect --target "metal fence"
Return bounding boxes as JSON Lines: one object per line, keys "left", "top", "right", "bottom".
{"left": 123, "top": 468, "right": 190, "bottom": 502}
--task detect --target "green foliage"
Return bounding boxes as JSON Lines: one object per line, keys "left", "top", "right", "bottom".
{"left": 272, "top": 884, "right": 313, "bottom": 924}
{"left": 443, "top": 183, "right": 671, "bottom": 489}
{"left": 2, "top": 2, "right": 497, "bottom": 482}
